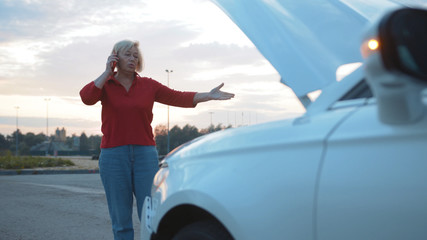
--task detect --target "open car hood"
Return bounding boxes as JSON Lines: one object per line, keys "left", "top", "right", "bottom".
{"left": 211, "top": 0, "right": 403, "bottom": 97}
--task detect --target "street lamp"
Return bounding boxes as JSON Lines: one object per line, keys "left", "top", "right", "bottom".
{"left": 15, "top": 106, "right": 19, "bottom": 156}
{"left": 209, "top": 112, "right": 214, "bottom": 126}
{"left": 44, "top": 98, "right": 50, "bottom": 155}
{"left": 165, "top": 69, "right": 173, "bottom": 153}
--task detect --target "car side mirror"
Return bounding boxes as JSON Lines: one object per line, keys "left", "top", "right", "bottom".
{"left": 361, "top": 7, "right": 427, "bottom": 125}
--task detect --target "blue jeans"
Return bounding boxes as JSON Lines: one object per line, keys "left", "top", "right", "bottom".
{"left": 99, "top": 145, "right": 159, "bottom": 240}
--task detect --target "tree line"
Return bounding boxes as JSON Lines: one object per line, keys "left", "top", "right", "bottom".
{"left": 0, "top": 124, "right": 230, "bottom": 156}
{"left": 0, "top": 130, "right": 101, "bottom": 156}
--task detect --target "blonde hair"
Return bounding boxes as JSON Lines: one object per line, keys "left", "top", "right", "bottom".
{"left": 112, "top": 40, "right": 144, "bottom": 72}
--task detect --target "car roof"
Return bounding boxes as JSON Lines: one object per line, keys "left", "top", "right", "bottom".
{"left": 211, "top": 0, "right": 404, "bottom": 97}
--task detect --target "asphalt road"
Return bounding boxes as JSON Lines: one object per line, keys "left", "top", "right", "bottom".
{"left": 0, "top": 174, "right": 141, "bottom": 240}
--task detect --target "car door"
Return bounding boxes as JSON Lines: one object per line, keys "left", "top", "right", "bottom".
{"left": 317, "top": 99, "right": 427, "bottom": 240}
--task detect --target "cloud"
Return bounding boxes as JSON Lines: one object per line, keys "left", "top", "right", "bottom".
{"left": 174, "top": 42, "right": 261, "bottom": 68}
{"left": 0, "top": 0, "right": 258, "bottom": 94}
{"left": 0, "top": 1, "right": 44, "bottom": 40}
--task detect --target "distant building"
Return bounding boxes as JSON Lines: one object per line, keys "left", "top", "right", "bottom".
{"left": 55, "top": 127, "right": 66, "bottom": 142}
{"left": 72, "top": 135, "right": 80, "bottom": 151}
{"left": 30, "top": 127, "right": 74, "bottom": 155}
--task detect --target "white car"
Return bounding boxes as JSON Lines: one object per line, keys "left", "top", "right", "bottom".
{"left": 142, "top": 1, "right": 427, "bottom": 239}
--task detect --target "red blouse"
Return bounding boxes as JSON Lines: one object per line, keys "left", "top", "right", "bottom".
{"left": 80, "top": 74, "right": 196, "bottom": 148}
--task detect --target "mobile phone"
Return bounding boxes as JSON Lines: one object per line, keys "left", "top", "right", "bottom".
{"left": 111, "top": 61, "right": 116, "bottom": 72}
{"left": 111, "top": 51, "right": 117, "bottom": 72}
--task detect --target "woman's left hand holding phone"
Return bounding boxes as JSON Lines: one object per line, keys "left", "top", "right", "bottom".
{"left": 107, "top": 51, "right": 119, "bottom": 75}
{"left": 94, "top": 52, "right": 119, "bottom": 89}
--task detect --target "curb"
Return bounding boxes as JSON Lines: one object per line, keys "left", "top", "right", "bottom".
{"left": 0, "top": 169, "right": 99, "bottom": 176}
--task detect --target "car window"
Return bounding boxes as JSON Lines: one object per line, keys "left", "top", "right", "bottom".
{"left": 339, "top": 79, "right": 373, "bottom": 101}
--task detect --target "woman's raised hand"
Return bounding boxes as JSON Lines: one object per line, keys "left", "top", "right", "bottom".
{"left": 209, "top": 83, "right": 235, "bottom": 100}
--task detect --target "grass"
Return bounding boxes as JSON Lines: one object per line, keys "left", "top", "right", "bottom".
{"left": 0, "top": 153, "right": 75, "bottom": 170}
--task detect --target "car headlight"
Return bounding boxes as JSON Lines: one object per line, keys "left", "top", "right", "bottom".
{"left": 152, "top": 165, "right": 169, "bottom": 195}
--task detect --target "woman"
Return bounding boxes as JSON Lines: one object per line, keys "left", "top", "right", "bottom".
{"left": 79, "top": 40, "right": 234, "bottom": 240}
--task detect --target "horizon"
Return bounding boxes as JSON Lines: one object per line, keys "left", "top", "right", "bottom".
{"left": 1, "top": 109, "right": 303, "bottom": 137}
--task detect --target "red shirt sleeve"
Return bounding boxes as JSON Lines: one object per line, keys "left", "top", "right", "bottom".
{"left": 154, "top": 81, "right": 196, "bottom": 108}
{"left": 80, "top": 81, "right": 102, "bottom": 105}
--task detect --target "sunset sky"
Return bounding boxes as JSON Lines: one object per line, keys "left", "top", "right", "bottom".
{"left": 0, "top": 0, "right": 305, "bottom": 137}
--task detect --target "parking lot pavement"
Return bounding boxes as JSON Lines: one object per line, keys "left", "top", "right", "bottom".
{"left": 0, "top": 174, "right": 141, "bottom": 240}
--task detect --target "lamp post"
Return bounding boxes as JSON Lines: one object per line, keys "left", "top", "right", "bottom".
{"left": 15, "top": 106, "right": 19, "bottom": 156}
{"left": 209, "top": 112, "right": 214, "bottom": 126}
{"left": 165, "top": 69, "right": 173, "bottom": 153}
{"left": 44, "top": 98, "right": 50, "bottom": 155}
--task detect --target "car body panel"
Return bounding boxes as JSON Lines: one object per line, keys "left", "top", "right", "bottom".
{"left": 211, "top": 0, "right": 400, "bottom": 97}
{"left": 318, "top": 103, "right": 427, "bottom": 239}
